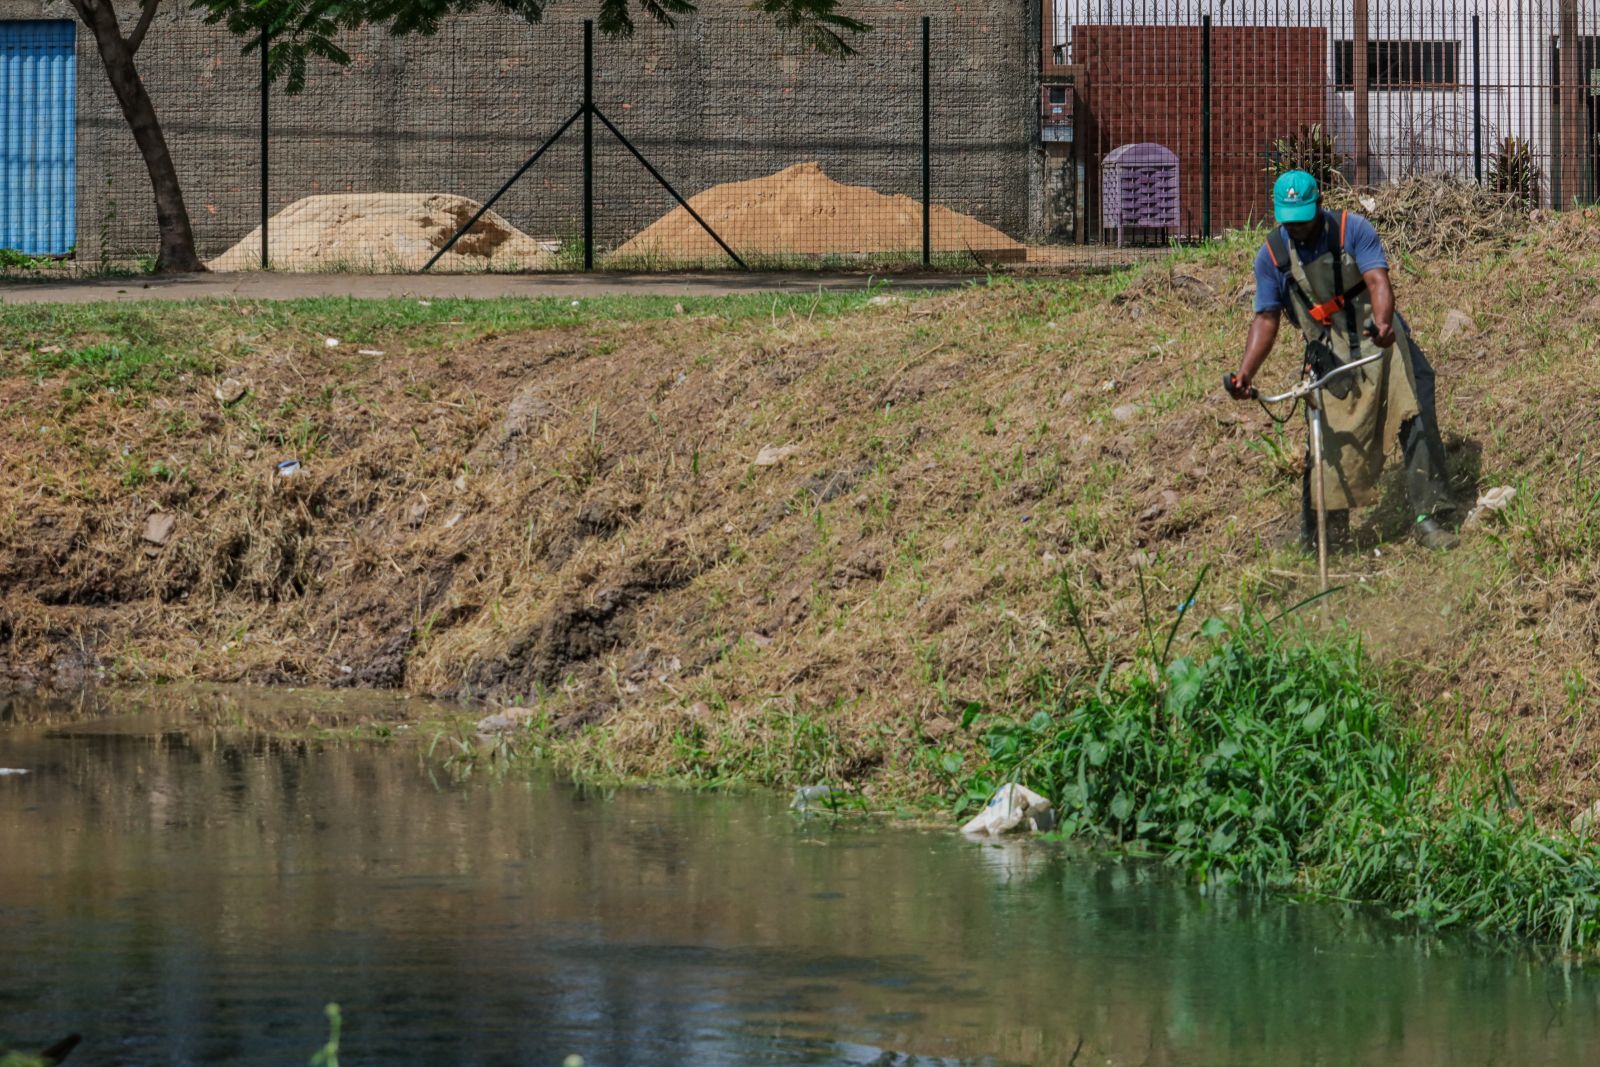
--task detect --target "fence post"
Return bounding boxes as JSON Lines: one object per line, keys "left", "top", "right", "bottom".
{"left": 260, "top": 32, "right": 269, "bottom": 270}
{"left": 1353, "top": 0, "right": 1370, "bottom": 185}
{"left": 1200, "top": 14, "right": 1211, "bottom": 240}
{"left": 583, "top": 19, "right": 594, "bottom": 271}
{"left": 922, "top": 15, "right": 931, "bottom": 266}
{"left": 1472, "top": 15, "right": 1483, "bottom": 184}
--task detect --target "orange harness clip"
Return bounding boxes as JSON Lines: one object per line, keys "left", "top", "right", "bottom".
{"left": 1308, "top": 294, "right": 1348, "bottom": 326}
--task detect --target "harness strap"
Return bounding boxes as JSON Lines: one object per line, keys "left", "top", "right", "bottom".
{"left": 1328, "top": 211, "right": 1363, "bottom": 349}
{"left": 1273, "top": 210, "right": 1366, "bottom": 339}
{"left": 1305, "top": 280, "right": 1369, "bottom": 328}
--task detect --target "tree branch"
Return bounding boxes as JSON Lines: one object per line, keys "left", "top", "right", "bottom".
{"left": 126, "top": 0, "right": 162, "bottom": 56}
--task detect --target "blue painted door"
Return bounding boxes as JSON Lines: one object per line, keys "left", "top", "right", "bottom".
{"left": 0, "top": 20, "right": 76, "bottom": 257}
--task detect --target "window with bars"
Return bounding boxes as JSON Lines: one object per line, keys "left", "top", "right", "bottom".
{"left": 1333, "top": 40, "right": 1460, "bottom": 91}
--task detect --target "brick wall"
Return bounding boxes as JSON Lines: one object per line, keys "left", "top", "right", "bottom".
{"left": 1, "top": 1, "right": 1041, "bottom": 265}
{"left": 1075, "top": 24, "right": 1328, "bottom": 236}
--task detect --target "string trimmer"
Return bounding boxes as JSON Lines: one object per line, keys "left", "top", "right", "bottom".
{"left": 1226, "top": 328, "right": 1387, "bottom": 593}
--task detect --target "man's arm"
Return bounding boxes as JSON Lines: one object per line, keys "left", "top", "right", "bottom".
{"left": 1229, "top": 310, "right": 1281, "bottom": 397}
{"left": 1363, "top": 267, "right": 1396, "bottom": 347}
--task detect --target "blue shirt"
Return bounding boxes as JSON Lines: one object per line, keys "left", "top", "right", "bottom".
{"left": 1252, "top": 210, "right": 1388, "bottom": 315}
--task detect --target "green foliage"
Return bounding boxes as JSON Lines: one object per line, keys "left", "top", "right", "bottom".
{"left": 1489, "top": 136, "right": 1541, "bottom": 208}
{"left": 0, "top": 248, "right": 54, "bottom": 271}
{"left": 0, "top": 290, "right": 897, "bottom": 368}
{"left": 195, "top": 0, "right": 871, "bottom": 93}
{"left": 1265, "top": 123, "right": 1345, "bottom": 189}
{"left": 309, "top": 1003, "right": 342, "bottom": 1067}
{"left": 23, "top": 340, "right": 218, "bottom": 410}
{"left": 941, "top": 609, "right": 1600, "bottom": 953}
{"left": 667, "top": 701, "right": 858, "bottom": 788}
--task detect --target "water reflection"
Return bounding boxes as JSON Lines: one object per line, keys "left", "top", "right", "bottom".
{"left": 2, "top": 695, "right": 1599, "bottom": 1066}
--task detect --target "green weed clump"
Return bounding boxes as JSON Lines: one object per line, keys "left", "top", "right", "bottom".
{"left": 943, "top": 606, "right": 1600, "bottom": 954}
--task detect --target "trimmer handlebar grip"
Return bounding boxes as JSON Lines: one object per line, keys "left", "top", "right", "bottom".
{"left": 1223, "top": 372, "right": 1258, "bottom": 401}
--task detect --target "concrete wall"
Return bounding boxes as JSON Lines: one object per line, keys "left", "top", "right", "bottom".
{"left": 0, "top": 1, "right": 1042, "bottom": 265}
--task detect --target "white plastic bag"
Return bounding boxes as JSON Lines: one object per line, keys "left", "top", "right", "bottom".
{"left": 1463, "top": 485, "right": 1516, "bottom": 528}
{"left": 960, "top": 783, "right": 1056, "bottom": 836}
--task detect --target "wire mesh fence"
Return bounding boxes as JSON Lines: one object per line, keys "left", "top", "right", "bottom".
{"left": 1053, "top": 0, "right": 1600, "bottom": 246}
{"left": 248, "top": 10, "right": 1039, "bottom": 273}
{"left": 19, "top": 8, "right": 1039, "bottom": 276}
{"left": 4, "top": 1, "right": 1598, "bottom": 277}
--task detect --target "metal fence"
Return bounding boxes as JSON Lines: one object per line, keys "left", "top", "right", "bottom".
{"left": 1053, "top": 0, "right": 1600, "bottom": 245}
{"left": 34, "top": 9, "right": 1043, "bottom": 276}
{"left": 5, "top": 2, "right": 1599, "bottom": 276}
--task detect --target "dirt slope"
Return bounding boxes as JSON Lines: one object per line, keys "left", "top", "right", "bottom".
{"left": 4, "top": 207, "right": 1600, "bottom": 820}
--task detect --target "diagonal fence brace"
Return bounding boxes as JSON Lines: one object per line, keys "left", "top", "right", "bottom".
{"left": 593, "top": 107, "right": 749, "bottom": 271}
{"left": 421, "top": 106, "right": 583, "bottom": 273}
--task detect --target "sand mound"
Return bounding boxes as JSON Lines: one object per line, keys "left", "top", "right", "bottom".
{"left": 207, "top": 193, "right": 557, "bottom": 273}
{"left": 611, "top": 162, "right": 1024, "bottom": 263}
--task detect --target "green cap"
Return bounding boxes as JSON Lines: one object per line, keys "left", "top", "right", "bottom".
{"left": 1273, "top": 170, "right": 1320, "bottom": 223}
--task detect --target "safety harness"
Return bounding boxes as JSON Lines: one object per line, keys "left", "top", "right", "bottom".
{"left": 1264, "top": 209, "right": 1368, "bottom": 345}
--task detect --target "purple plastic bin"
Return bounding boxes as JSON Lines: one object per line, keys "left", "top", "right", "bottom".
{"left": 1101, "top": 143, "right": 1180, "bottom": 246}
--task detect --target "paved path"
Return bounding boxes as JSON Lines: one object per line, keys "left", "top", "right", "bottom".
{"left": 0, "top": 270, "right": 991, "bottom": 305}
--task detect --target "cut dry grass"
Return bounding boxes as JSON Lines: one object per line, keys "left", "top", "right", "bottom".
{"left": 4, "top": 204, "right": 1600, "bottom": 829}
{"left": 1325, "top": 177, "right": 1538, "bottom": 260}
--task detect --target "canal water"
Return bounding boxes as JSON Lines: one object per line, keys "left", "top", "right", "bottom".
{"left": 3, "top": 691, "right": 1600, "bottom": 1066}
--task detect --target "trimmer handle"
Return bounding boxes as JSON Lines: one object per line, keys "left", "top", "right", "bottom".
{"left": 1223, "top": 372, "right": 1258, "bottom": 401}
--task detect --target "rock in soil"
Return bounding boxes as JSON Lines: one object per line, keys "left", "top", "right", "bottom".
{"left": 754, "top": 444, "right": 799, "bottom": 467}
{"left": 142, "top": 513, "right": 177, "bottom": 546}
{"left": 1440, "top": 309, "right": 1477, "bottom": 344}
{"left": 213, "top": 378, "right": 248, "bottom": 405}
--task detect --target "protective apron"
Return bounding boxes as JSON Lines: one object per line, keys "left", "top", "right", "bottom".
{"left": 1278, "top": 220, "right": 1421, "bottom": 510}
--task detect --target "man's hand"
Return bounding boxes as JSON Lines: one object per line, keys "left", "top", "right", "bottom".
{"left": 1369, "top": 318, "right": 1397, "bottom": 349}
{"left": 1224, "top": 371, "right": 1256, "bottom": 401}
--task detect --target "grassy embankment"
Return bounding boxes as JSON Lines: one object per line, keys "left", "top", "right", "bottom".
{"left": 6, "top": 200, "right": 1600, "bottom": 948}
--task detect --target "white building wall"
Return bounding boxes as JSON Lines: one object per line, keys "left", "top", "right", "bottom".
{"left": 1054, "top": 1, "right": 1597, "bottom": 201}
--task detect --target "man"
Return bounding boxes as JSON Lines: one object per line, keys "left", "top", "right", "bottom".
{"left": 1226, "top": 170, "right": 1457, "bottom": 551}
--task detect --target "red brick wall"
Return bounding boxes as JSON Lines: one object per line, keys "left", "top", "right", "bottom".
{"left": 1076, "top": 25, "right": 1329, "bottom": 236}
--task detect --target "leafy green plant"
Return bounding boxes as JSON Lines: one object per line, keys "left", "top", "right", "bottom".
{"left": 1489, "top": 135, "right": 1541, "bottom": 207}
{"left": 0, "top": 248, "right": 51, "bottom": 271}
{"left": 939, "top": 594, "right": 1600, "bottom": 953}
{"left": 1266, "top": 123, "right": 1346, "bottom": 189}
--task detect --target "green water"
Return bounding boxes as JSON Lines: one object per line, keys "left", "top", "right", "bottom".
{"left": 2, "top": 691, "right": 1599, "bottom": 1066}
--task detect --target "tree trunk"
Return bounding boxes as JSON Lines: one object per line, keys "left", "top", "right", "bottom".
{"left": 70, "top": 0, "right": 204, "bottom": 272}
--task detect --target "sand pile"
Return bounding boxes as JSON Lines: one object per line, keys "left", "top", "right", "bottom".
{"left": 208, "top": 193, "right": 557, "bottom": 273}
{"left": 611, "top": 162, "right": 1024, "bottom": 264}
